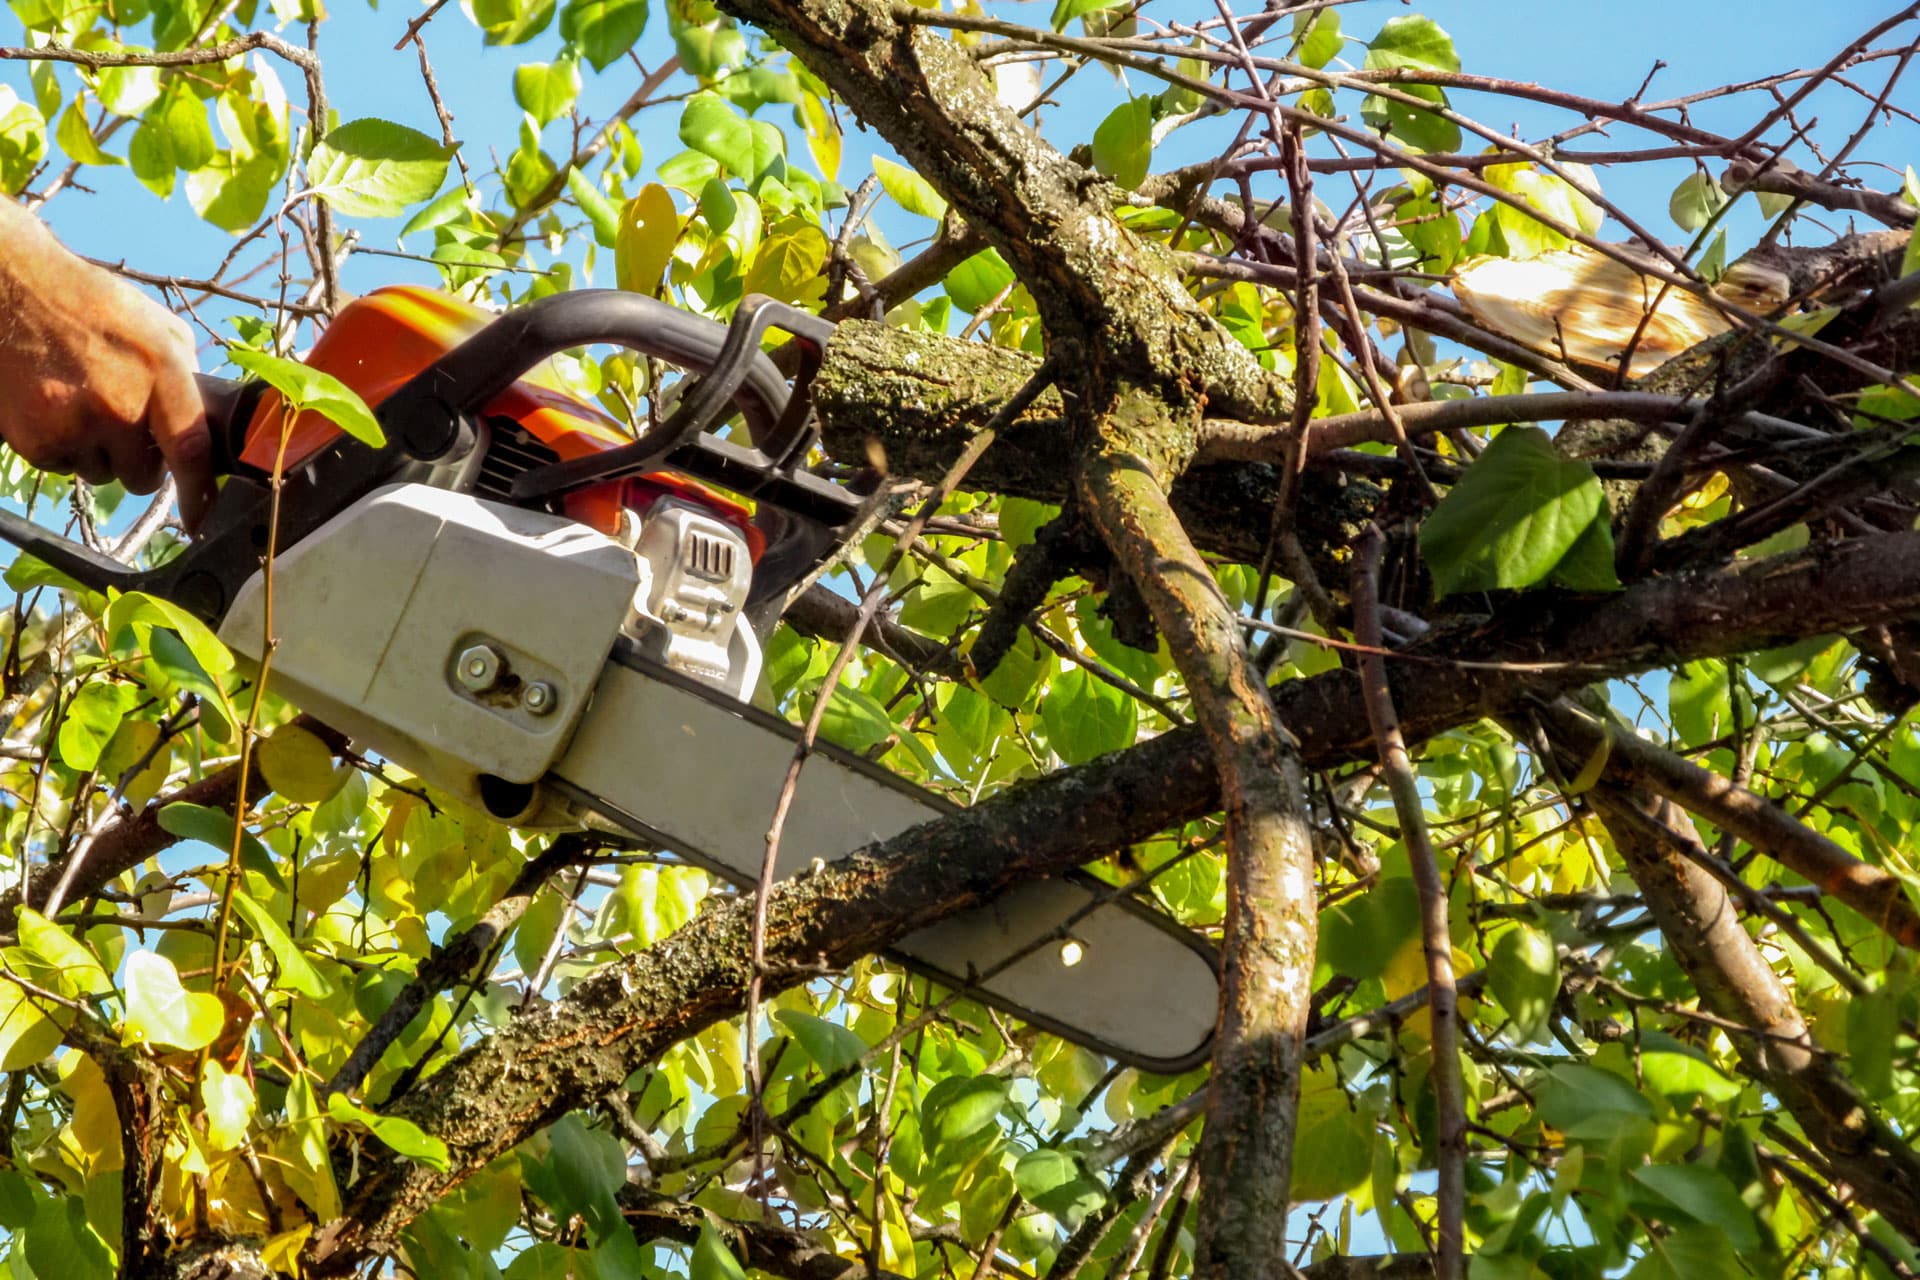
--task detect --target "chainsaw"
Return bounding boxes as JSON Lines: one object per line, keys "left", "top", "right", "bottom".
{"left": 0, "top": 287, "right": 1218, "bottom": 1071}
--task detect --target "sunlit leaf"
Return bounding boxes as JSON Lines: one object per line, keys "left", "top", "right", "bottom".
{"left": 308, "top": 118, "right": 456, "bottom": 219}
{"left": 121, "top": 950, "right": 224, "bottom": 1050}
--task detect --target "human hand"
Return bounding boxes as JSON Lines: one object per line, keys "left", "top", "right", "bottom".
{"left": 0, "top": 200, "right": 214, "bottom": 531}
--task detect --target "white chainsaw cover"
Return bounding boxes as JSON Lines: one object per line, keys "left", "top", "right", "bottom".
{"left": 219, "top": 484, "right": 638, "bottom": 814}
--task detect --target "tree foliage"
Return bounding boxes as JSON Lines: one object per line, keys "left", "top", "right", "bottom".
{"left": 0, "top": 1, "right": 1917, "bottom": 1278}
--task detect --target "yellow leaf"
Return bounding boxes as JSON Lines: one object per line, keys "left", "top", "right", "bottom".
{"left": 59, "top": 1052, "right": 123, "bottom": 1172}
{"left": 295, "top": 850, "right": 359, "bottom": 913}
{"left": 260, "top": 724, "right": 347, "bottom": 805}
{"left": 98, "top": 719, "right": 174, "bottom": 810}
{"left": 201, "top": 1060, "right": 257, "bottom": 1151}
{"left": 278, "top": 1076, "right": 341, "bottom": 1223}
{"left": 616, "top": 183, "right": 681, "bottom": 296}
{"left": 0, "top": 976, "right": 61, "bottom": 1070}
{"left": 743, "top": 215, "right": 830, "bottom": 306}
{"left": 1378, "top": 930, "right": 1428, "bottom": 1001}
{"left": 800, "top": 91, "right": 840, "bottom": 182}
{"left": 263, "top": 1223, "right": 313, "bottom": 1276}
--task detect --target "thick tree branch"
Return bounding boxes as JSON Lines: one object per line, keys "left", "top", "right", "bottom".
{"left": 813, "top": 320, "right": 1373, "bottom": 571}
{"left": 292, "top": 525, "right": 1920, "bottom": 1274}
{"left": 1579, "top": 779, "right": 1920, "bottom": 1241}
{"left": 1078, "top": 419, "right": 1316, "bottom": 1276}
{"left": 1535, "top": 697, "right": 1920, "bottom": 950}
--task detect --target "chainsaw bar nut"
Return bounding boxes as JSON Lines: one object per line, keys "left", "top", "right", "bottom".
{"left": 456, "top": 643, "right": 505, "bottom": 693}
{"left": 522, "top": 681, "right": 558, "bottom": 716}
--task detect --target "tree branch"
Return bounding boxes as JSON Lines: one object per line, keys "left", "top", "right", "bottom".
{"left": 1576, "top": 777, "right": 1920, "bottom": 1241}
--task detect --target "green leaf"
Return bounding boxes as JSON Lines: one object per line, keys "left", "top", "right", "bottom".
{"left": 55, "top": 102, "right": 119, "bottom": 166}
{"left": 1090, "top": 97, "right": 1152, "bottom": 191}
{"left": 513, "top": 56, "right": 581, "bottom": 126}
{"left": 773, "top": 1010, "right": 866, "bottom": 1075}
{"left": 0, "top": 1171, "right": 39, "bottom": 1230}
{"left": 1364, "top": 15, "right": 1460, "bottom": 72}
{"left": 121, "top": 950, "right": 224, "bottom": 1050}
{"left": 897, "top": 561, "right": 974, "bottom": 636}
{"left": 873, "top": 153, "right": 946, "bottom": 219}
{"left": 0, "top": 977, "right": 62, "bottom": 1071}
{"left": 1488, "top": 923, "right": 1560, "bottom": 1043}
{"left": 691, "top": 1224, "right": 749, "bottom": 1280}
{"left": 1850, "top": 986, "right": 1899, "bottom": 1097}
{"left": 307, "top": 118, "right": 456, "bottom": 219}
{"left": 0, "top": 85, "right": 49, "bottom": 196}
{"left": 945, "top": 248, "right": 1015, "bottom": 313}
{"left": 1295, "top": 10, "right": 1341, "bottom": 68}
{"left": 24, "top": 1194, "right": 113, "bottom": 1280}
{"left": 57, "top": 681, "right": 138, "bottom": 772}
{"left": 95, "top": 60, "right": 161, "bottom": 118}
{"left": 924, "top": 1075, "right": 1009, "bottom": 1144}
{"left": 1631, "top": 1164, "right": 1759, "bottom": 1252}
{"left": 228, "top": 348, "right": 386, "bottom": 448}
{"left": 678, "top": 93, "right": 780, "bottom": 180}
{"left": 157, "top": 802, "right": 285, "bottom": 891}
{"left": 229, "top": 892, "right": 334, "bottom": 999}
{"left": 1419, "top": 426, "right": 1614, "bottom": 597}
{"left": 399, "top": 184, "right": 471, "bottom": 237}
{"left": 1291, "top": 1069, "right": 1374, "bottom": 1201}
{"left": 513, "top": 886, "right": 566, "bottom": 981}
{"left": 1669, "top": 660, "right": 1731, "bottom": 746}
{"left": 1040, "top": 667, "right": 1137, "bottom": 765}
{"left": 675, "top": 21, "right": 747, "bottom": 79}
{"left": 468, "top": 0, "right": 556, "bottom": 46}
{"left": 1625, "top": 1224, "right": 1749, "bottom": 1280}
{"left": 1013, "top": 1149, "right": 1106, "bottom": 1221}
{"left": 1639, "top": 1036, "right": 1743, "bottom": 1104}
{"left": 1050, "top": 0, "right": 1123, "bottom": 30}
{"left": 1546, "top": 514, "right": 1621, "bottom": 593}
{"left": 13, "top": 908, "right": 113, "bottom": 996}
{"left": 820, "top": 684, "right": 896, "bottom": 754}
{"left": 566, "top": 166, "right": 620, "bottom": 247}
{"left": 1535, "top": 1063, "right": 1653, "bottom": 1140}
{"left": 1669, "top": 172, "right": 1727, "bottom": 233}
{"left": 200, "top": 1060, "right": 256, "bottom": 1151}
{"left": 1361, "top": 84, "right": 1461, "bottom": 155}
{"left": 326, "top": 1094, "right": 451, "bottom": 1170}
{"left": 1318, "top": 877, "right": 1419, "bottom": 981}
{"left": 1699, "top": 228, "right": 1728, "bottom": 282}
{"left": 521, "top": 1112, "right": 625, "bottom": 1235}
{"left": 185, "top": 151, "right": 282, "bottom": 232}
{"left": 559, "top": 0, "right": 649, "bottom": 72}
{"left": 128, "top": 111, "right": 175, "bottom": 197}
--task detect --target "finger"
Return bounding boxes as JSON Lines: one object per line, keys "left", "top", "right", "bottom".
{"left": 73, "top": 444, "right": 116, "bottom": 486}
{"left": 147, "top": 356, "right": 214, "bottom": 534}
{"left": 104, "top": 428, "right": 165, "bottom": 495}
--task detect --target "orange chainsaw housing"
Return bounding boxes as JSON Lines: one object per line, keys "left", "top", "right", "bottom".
{"left": 239, "top": 285, "right": 766, "bottom": 560}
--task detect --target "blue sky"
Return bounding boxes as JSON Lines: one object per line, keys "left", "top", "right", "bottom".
{"left": 14, "top": 0, "right": 1918, "bottom": 329}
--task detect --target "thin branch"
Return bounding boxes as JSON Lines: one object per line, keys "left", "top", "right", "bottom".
{"left": 1352, "top": 527, "right": 1462, "bottom": 1280}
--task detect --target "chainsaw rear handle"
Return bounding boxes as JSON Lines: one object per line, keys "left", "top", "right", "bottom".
{"left": 0, "top": 372, "right": 260, "bottom": 598}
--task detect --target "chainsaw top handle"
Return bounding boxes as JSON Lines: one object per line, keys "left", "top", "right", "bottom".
{"left": 0, "top": 290, "right": 858, "bottom": 627}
